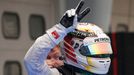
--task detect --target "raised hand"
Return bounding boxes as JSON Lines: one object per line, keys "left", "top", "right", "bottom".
{"left": 60, "top": 0, "right": 90, "bottom": 28}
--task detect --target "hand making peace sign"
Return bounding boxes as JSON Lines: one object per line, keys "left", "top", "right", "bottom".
{"left": 60, "top": 0, "right": 90, "bottom": 28}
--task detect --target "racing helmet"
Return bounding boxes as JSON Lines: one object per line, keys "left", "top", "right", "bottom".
{"left": 62, "top": 23, "right": 113, "bottom": 74}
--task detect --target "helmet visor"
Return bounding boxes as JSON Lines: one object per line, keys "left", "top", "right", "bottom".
{"left": 79, "top": 42, "right": 112, "bottom": 57}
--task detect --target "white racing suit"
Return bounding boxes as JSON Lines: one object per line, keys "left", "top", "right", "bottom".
{"left": 24, "top": 24, "right": 68, "bottom": 75}
{"left": 24, "top": 23, "right": 107, "bottom": 75}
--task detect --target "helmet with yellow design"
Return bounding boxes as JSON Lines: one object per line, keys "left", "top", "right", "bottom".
{"left": 62, "top": 22, "right": 113, "bottom": 74}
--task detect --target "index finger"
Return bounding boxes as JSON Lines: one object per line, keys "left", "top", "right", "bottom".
{"left": 75, "top": 0, "right": 85, "bottom": 14}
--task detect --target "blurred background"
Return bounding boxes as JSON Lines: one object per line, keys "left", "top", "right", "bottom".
{"left": 0, "top": 0, "right": 133, "bottom": 75}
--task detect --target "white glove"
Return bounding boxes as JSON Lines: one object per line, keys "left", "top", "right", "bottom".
{"left": 59, "top": 9, "right": 78, "bottom": 33}
{"left": 60, "top": 0, "right": 90, "bottom": 33}
{"left": 46, "top": 0, "right": 90, "bottom": 44}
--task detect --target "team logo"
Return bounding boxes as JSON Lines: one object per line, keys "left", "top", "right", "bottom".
{"left": 51, "top": 30, "right": 60, "bottom": 39}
